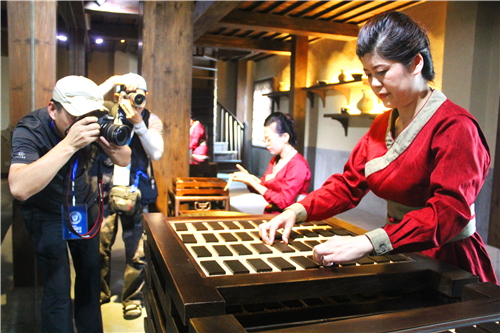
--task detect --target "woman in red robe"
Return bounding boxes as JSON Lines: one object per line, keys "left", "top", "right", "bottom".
{"left": 190, "top": 115, "right": 208, "bottom": 164}
{"left": 259, "top": 12, "right": 497, "bottom": 284}
{"left": 232, "top": 112, "right": 311, "bottom": 214}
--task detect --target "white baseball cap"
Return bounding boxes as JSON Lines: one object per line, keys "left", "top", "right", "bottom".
{"left": 52, "top": 76, "right": 108, "bottom": 117}
{"left": 122, "top": 73, "right": 147, "bottom": 92}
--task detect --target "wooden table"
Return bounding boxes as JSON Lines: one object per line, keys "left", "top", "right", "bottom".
{"left": 143, "top": 213, "right": 499, "bottom": 333}
{"left": 170, "top": 177, "right": 229, "bottom": 216}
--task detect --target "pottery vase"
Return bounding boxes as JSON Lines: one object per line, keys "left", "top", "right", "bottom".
{"left": 356, "top": 90, "right": 373, "bottom": 113}
{"left": 338, "top": 70, "right": 346, "bottom": 83}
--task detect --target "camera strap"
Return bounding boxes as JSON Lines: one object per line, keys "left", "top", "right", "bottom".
{"left": 63, "top": 156, "right": 104, "bottom": 239}
{"left": 51, "top": 121, "right": 104, "bottom": 239}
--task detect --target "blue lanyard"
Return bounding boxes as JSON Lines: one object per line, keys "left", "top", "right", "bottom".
{"left": 51, "top": 121, "right": 79, "bottom": 205}
{"left": 130, "top": 168, "right": 147, "bottom": 193}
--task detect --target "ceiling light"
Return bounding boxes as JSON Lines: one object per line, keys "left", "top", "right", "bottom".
{"left": 95, "top": 38, "right": 103, "bottom": 44}
{"left": 57, "top": 35, "right": 68, "bottom": 42}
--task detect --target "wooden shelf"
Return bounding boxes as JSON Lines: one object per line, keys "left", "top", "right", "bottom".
{"left": 303, "top": 79, "right": 368, "bottom": 107}
{"left": 263, "top": 90, "right": 289, "bottom": 109}
{"left": 324, "top": 113, "right": 376, "bottom": 136}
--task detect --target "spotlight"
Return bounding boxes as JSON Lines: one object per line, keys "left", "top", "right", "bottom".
{"left": 57, "top": 35, "right": 68, "bottom": 42}
{"left": 95, "top": 38, "right": 104, "bottom": 44}
{"left": 120, "top": 39, "right": 126, "bottom": 43}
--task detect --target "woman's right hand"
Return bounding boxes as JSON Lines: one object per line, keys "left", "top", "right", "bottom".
{"left": 259, "top": 209, "right": 297, "bottom": 245}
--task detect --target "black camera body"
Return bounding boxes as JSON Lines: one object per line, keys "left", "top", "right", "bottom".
{"left": 97, "top": 115, "right": 131, "bottom": 146}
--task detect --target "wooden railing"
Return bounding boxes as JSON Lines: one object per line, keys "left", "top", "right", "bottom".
{"left": 215, "top": 102, "right": 244, "bottom": 161}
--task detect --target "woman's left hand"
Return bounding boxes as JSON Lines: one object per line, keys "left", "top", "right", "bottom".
{"left": 312, "top": 235, "right": 374, "bottom": 267}
{"left": 231, "top": 164, "right": 261, "bottom": 186}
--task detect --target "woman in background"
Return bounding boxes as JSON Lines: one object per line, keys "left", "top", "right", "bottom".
{"left": 259, "top": 11, "right": 497, "bottom": 284}
{"left": 190, "top": 115, "right": 208, "bottom": 164}
{"left": 232, "top": 112, "right": 311, "bottom": 214}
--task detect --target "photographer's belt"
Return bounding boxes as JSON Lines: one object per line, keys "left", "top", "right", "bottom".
{"left": 386, "top": 200, "right": 476, "bottom": 243}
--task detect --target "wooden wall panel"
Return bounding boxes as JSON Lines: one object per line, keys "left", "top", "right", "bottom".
{"left": 289, "top": 35, "right": 308, "bottom": 155}
{"left": 141, "top": 1, "right": 194, "bottom": 214}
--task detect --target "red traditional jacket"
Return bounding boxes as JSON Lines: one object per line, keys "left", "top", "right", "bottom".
{"left": 257, "top": 153, "right": 311, "bottom": 214}
{"left": 298, "top": 89, "right": 497, "bottom": 283}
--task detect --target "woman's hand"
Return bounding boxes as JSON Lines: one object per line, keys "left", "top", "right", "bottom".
{"left": 231, "top": 164, "right": 261, "bottom": 186}
{"left": 312, "top": 235, "right": 374, "bottom": 266}
{"left": 259, "top": 209, "right": 297, "bottom": 245}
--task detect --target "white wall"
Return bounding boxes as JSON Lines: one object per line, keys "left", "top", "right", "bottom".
{"left": 114, "top": 51, "right": 138, "bottom": 75}
{"left": 442, "top": 1, "right": 499, "bottom": 161}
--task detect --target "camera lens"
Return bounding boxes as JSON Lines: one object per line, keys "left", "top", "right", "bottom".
{"left": 129, "top": 92, "right": 146, "bottom": 108}
{"left": 133, "top": 94, "right": 145, "bottom": 107}
{"left": 107, "top": 124, "right": 131, "bottom": 146}
{"left": 98, "top": 116, "right": 131, "bottom": 146}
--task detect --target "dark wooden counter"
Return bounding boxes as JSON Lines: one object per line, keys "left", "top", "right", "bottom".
{"left": 142, "top": 213, "right": 497, "bottom": 333}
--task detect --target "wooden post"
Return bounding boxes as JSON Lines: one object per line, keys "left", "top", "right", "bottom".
{"left": 289, "top": 35, "right": 308, "bottom": 155}
{"left": 8, "top": 1, "right": 56, "bottom": 125}
{"left": 68, "top": 27, "right": 87, "bottom": 76}
{"left": 7, "top": 0, "right": 57, "bottom": 287}
{"left": 141, "top": 1, "right": 193, "bottom": 214}
{"left": 488, "top": 91, "right": 500, "bottom": 248}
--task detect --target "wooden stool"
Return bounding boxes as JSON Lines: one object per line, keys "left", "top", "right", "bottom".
{"left": 171, "top": 177, "right": 229, "bottom": 216}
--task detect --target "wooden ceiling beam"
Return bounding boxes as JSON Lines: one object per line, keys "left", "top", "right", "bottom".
{"left": 193, "top": 1, "right": 241, "bottom": 41}
{"left": 84, "top": 0, "right": 139, "bottom": 18}
{"left": 195, "top": 34, "right": 291, "bottom": 55}
{"left": 217, "top": 10, "right": 359, "bottom": 41}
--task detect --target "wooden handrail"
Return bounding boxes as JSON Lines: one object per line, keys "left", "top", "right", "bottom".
{"left": 215, "top": 102, "right": 244, "bottom": 161}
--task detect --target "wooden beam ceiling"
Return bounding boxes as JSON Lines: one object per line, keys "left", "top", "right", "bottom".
{"left": 84, "top": 0, "right": 139, "bottom": 17}
{"left": 217, "top": 9, "right": 359, "bottom": 41}
{"left": 195, "top": 34, "right": 291, "bottom": 55}
{"left": 193, "top": 1, "right": 241, "bottom": 41}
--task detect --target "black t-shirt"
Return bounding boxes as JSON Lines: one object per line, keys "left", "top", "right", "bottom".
{"left": 11, "top": 107, "right": 98, "bottom": 215}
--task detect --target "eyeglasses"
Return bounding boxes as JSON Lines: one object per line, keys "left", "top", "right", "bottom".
{"left": 262, "top": 135, "right": 281, "bottom": 146}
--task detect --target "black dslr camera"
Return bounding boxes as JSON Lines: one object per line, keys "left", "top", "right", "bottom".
{"left": 97, "top": 115, "right": 131, "bottom": 146}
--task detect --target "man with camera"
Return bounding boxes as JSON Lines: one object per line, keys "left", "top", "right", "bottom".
{"left": 94, "top": 73, "right": 163, "bottom": 320}
{"left": 8, "top": 76, "right": 131, "bottom": 332}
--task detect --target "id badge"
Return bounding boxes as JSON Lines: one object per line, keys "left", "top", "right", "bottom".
{"left": 113, "top": 164, "right": 131, "bottom": 186}
{"left": 62, "top": 204, "right": 88, "bottom": 240}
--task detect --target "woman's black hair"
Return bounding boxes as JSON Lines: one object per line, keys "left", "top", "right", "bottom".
{"left": 356, "top": 11, "right": 435, "bottom": 81}
{"left": 264, "top": 111, "right": 297, "bottom": 146}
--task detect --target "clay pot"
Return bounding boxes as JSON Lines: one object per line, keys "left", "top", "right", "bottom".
{"left": 338, "top": 70, "right": 346, "bottom": 83}
{"left": 356, "top": 90, "right": 374, "bottom": 113}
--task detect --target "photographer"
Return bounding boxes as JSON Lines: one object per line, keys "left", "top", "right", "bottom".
{"left": 8, "top": 76, "right": 131, "bottom": 333}
{"left": 94, "top": 73, "right": 163, "bottom": 320}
